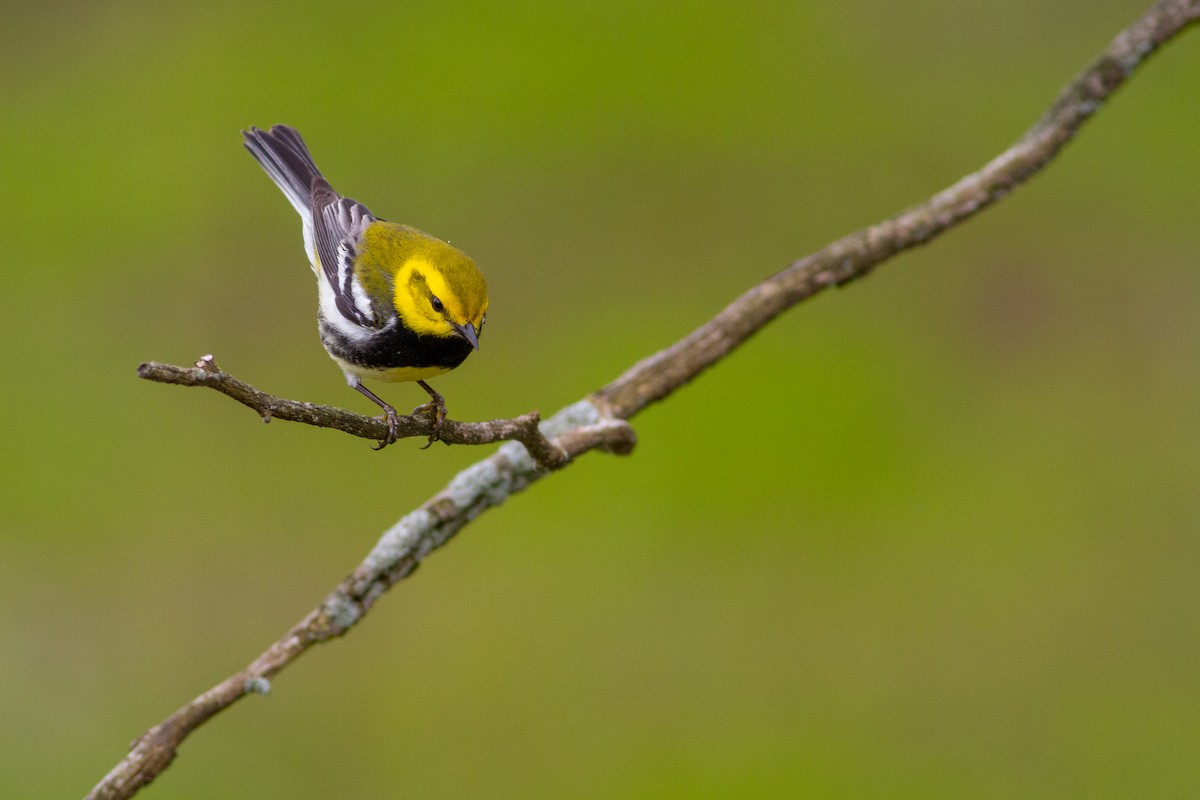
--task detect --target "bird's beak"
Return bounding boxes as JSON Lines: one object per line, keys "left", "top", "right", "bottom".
{"left": 453, "top": 321, "right": 480, "bottom": 350}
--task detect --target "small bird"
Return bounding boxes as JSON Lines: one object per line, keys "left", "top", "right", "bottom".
{"left": 242, "top": 124, "right": 488, "bottom": 448}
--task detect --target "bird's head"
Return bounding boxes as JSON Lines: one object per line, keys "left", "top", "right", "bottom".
{"left": 391, "top": 236, "right": 488, "bottom": 349}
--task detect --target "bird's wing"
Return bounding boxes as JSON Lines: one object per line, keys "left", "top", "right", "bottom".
{"left": 311, "top": 176, "right": 380, "bottom": 328}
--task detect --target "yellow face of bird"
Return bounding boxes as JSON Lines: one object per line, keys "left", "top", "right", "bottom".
{"left": 356, "top": 223, "right": 488, "bottom": 343}
{"left": 389, "top": 244, "right": 488, "bottom": 346}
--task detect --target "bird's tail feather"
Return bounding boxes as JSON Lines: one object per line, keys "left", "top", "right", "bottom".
{"left": 242, "top": 124, "right": 327, "bottom": 219}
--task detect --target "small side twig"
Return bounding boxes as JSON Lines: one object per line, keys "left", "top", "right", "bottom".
{"left": 137, "top": 356, "right": 571, "bottom": 470}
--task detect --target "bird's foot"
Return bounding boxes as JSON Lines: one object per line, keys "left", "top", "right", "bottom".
{"left": 370, "top": 406, "right": 401, "bottom": 450}
{"left": 413, "top": 395, "right": 447, "bottom": 448}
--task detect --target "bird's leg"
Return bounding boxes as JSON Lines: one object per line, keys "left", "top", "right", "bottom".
{"left": 353, "top": 382, "right": 400, "bottom": 450}
{"left": 414, "top": 380, "right": 447, "bottom": 447}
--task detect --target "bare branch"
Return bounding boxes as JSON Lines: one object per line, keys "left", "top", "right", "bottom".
{"left": 93, "top": 3, "right": 1200, "bottom": 798}
{"left": 137, "top": 355, "right": 571, "bottom": 470}
{"left": 88, "top": 401, "right": 631, "bottom": 800}
{"left": 593, "top": 0, "right": 1200, "bottom": 419}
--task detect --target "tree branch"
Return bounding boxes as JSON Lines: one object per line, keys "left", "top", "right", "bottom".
{"left": 594, "top": 0, "right": 1200, "bottom": 419}
{"left": 137, "top": 355, "right": 574, "bottom": 470}
{"left": 88, "top": 402, "right": 632, "bottom": 800}
{"left": 91, "top": 2, "right": 1200, "bottom": 798}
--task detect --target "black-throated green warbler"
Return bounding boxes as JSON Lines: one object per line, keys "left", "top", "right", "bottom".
{"left": 242, "top": 124, "right": 488, "bottom": 448}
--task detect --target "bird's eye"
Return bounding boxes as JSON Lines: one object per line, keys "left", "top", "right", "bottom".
{"left": 480, "top": 314, "right": 487, "bottom": 329}
{"left": 430, "top": 296, "right": 444, "bottom": 313}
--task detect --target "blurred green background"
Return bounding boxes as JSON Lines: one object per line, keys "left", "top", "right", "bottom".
{"left": 3, "top": 1, "right": 1198, "bottom": 797}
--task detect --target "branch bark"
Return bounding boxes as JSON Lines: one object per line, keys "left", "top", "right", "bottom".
{"left": 137, "top": 356, "right": 578, "bottom": 470}
{"left": 90, "top": 2, "right": 1200, "bottom": 797}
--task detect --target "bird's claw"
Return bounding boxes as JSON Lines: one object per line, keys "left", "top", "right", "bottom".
{"left": 370, "top": 406, "right": 401, "bottom": 450}
{"left": 413, "top": 396, "right": 447, "bottom": 448}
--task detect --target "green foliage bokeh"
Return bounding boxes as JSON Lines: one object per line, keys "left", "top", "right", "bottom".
{"left": 2, "top": 1, "right": 1198, "bottom": 797}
